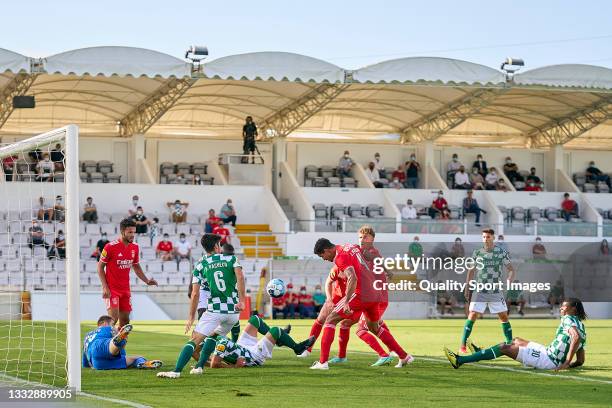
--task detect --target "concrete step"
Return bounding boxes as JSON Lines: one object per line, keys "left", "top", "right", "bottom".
{"left": 234, "top": 224, "right": 271, "bottom": 233}
{"left": 243, "top": 247, "right": 283, "bottom": 258}
{"left": 238, "top": 235, "right": 277, "bottom": 245}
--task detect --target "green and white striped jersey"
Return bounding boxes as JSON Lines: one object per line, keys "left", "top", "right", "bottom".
{"left": 546, "top": 315, "right": 586, "bottom": 366}
{"left": 472, "top": 246, "right": 511, "bottom": 294}
{"left": 192, "top": 253, "right": 241, "bottom": 314}
{"left": 213, "top": 337, "right": 261, "bottom": 366}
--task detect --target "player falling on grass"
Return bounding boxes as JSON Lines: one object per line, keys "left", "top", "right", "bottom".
{"left": 460, "top": 228, "right": 515, "bottom": 353}
{"left": 157, "top": 233, "right": 246, "bottom": 379}
{"left": 329, "top": 225, "right": 395, "bottom": 367}
{"left": 83, "top": 315, "right": 162, "bottom": 370}
{"left": 209, "top": 315, "right": 315, "bottom": 368}
{"left": 311, "top": 238, "right": 413, "bottom": 370}
{"left": 445, "top": 298, "right": 587, "bottom": 371}
{"left": 97, "top": 218, "right": 158, "bottom": 329}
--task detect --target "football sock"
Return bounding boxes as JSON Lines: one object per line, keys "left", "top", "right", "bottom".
{"left": 501, "top": 321, "right": 513, "bottom": 344}
{"left": 457, "top": 344, "right": 503, "bottom": 365}
{"left": 196, "top": 337, "right": 218, "bottom": 369}
{"left": 248, "top": 315, "right": 270, "bottom": 335}
{"left": 461, "top": 319, "right": 475, "bottom": 346}
{"left": 307, "top": 320, "right": 324, "bottom": 352}
{"left": 270, "top": 327, "right": 298, "bottom": 349}
{"left": 231, "top": 321, "right": 241, "bottom": 342}
{"left": 173, "top": 341, "right": 196, "bottom": 372}
{"left": 338, "top": 326, "right": 350, "bottom": 359}
{"left": 376, "top": 326, "right": 407, "bottom": 359}
{"left": 319, "top": 324, "right": 336, "bottom": 363}
{"left": 357, "top": 328, "right": 388, "bottom": 357}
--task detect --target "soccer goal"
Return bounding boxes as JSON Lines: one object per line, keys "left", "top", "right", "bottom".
{"left": 0, "top": 125, "right": 81, "bottom": 391}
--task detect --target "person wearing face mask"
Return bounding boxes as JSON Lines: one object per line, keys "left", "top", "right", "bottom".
{"left": 337, "top": 150, "right": 354, "bottom": 178}
{"left": 446, "top": 153, "right": 463, "bottom": 187}
{"left": 36, "top": 196, "right": 53, "bottom": 222}
{"left": 401, "top": 199, "right": 417, "bottom": 220}
{"left": 83, "top": 196, "right": 98, "bottom": 223}
{"left": 470, "top": 167, "right": 485, "bottom": 190}
{"left": 454, "top": 165, "right": 471, "bottom": 190}
{"left": 462, "top": 190, "right": 486, "bottom": 226}
{"left": 212, "top": 220, "right": 231, "bottom": 246}
{"left": 193, "top": 174, "right": 203, "bottom": 185}
{"left": 365, "top": 162, "right": 383, "bottom": 188}
{"left": 409, "top": 236, "right": 423, "bottom": 258}
{"left": 485, "top": 167, "right": 498, "bottom": 190}
{"left": 298, "top": 286, "right": 315, "bottom": 318}
{"left": 220, "top": 199, "right": 237, "bottom": 227}
{"left": 173, "top": 233, "right": 192, "bottom": 262}
{"left": 496, "top": 178, "right": 508, "bottom": 192}
{"left": 48, "top": 229, "right": 66, "bottom": 259}
{"left": 312, "top": 285, "right": 326, "bottom": 314}
{"left": 503, "top": 156, "right": 522, "bottom": 183}
{"left": 156, "top": 233, "right": 174, "bottom": 262}
{"left": 388, "top": 177, "right": 403, "bottom": 189}
{"left": 373, "top": 153, "right": 385, "bottom": 178}
{"left": 28, "top": 220, "right": 49, "bottom": 251}
{"left": 532, "top": 236, "right": 547, "bottom": 259}
{"left": 93, "top": 233, "right": 110, "bottom": 261}
{"left": 428, "top": 190, "right": 448, "bottom": 219}
{"left": 405, "top": 154, "right": 421, "bottom": 189}
{"left": 128, "top": 195, "right": 139, "bottom": 217}
{"left": 471, "top": 154, "right": 487, "bottom": 177}
{"left": 53, "top": 195, "right": 65, "bottom": 222}
{"left": 391, "top": 164, "right": 406, "bottom": 186}
{"left": 35, "top": 153, "right": 55, "bottom": 182}
{"left": 130, "top": 206, "right": 149, "bottom": 234}
{"left": 205, "top": 209, "right": 221, "bottom": 233}
{"left": 167, "top": 200, "right": 189, "bottom": 223}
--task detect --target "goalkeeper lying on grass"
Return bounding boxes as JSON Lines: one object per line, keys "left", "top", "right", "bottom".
{"left": 83, "top": 315, "right": 163, "bottom": 370}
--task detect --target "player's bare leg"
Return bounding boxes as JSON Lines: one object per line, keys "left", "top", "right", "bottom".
{"left": 366, "top": 318, "right": 413, "bottom": 368}
{"left": 118, "top": 311, "right": 130, "bottom": 330}
{"left": 299, "top": 301, "right": 333, "bottom": 358}
{"left": 107, "top": 308, "right": 120, "bottom": 327}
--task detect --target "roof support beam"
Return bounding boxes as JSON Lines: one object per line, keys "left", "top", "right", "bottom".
{"left": 528, "top": 96, "right": 612, "bottom": 147}
{"left": 0, "top": 73, "right": 38, "bottom": 131}
{"left": 259, "top": 83, "right": 349, "bottom": 138}
{"left": 400, "top": 88, "right": 507, "bottom": 143}
{"left": 119, "top": 77, "right": 195, "bottom": 137}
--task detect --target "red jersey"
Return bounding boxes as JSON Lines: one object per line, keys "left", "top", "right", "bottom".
{"left": 212, "top": 225, "right": 230, "bottom": 245}
{"left": 298, "top": 293, "right": 314, "bottom": 306}
{"left": 362, "top": 245, "right": 388, "bottom": 303}
{"left": 156, "top": 241, "right": 173, "bottom": 252}
{"left": 100, "top": 239, "right": 140, "bottom": 292}
{"left": 272, "top": 295, "right": 286, "bottom": 307}
{"left": 333, "top": 243, "right": 373, "bottom": 299}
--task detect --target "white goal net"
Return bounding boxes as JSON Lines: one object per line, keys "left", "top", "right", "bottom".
{"left": 0, "top": 125, "right": 80, "bottom": 390}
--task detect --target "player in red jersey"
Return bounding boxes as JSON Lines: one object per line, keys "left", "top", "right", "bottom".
{"left": 310, "top": 238, "right": 413, "bottom": 370}
{"left": 97, "top": 218, "right": 158, "bottom": 329}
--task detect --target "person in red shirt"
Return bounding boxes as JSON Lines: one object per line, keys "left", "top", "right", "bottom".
{"left": 311, "top": 238, "right": 412, "bottom": 370}
{"left": 205, "top": 209, "right": 221, "bottom": 233}
{"left": 97, "top": 218, "right": 158, "bottom": 328}
{"left": 298, "top": 286, "right": 315, "bottom": 318}
{"left": 284, "top": 283, "right": 299, "bottom": 319}
{"left": 212, "top": 220, "right": 231, "bottom": 245}
{"left": 2, "top": 155, "right": 17, "bottom": 182}
{"left": 156, "top": 233, "right": 174, "bottom": 261}
{"left": 428, "top": 190, "right": 448, "bottom": 219}
{"left": 561, "top": 193, "right": 579, "bottom": 222}
{"left": 272, "top": 292, "right": 287, "bottom": 319}
{"left": 391, "top": 165, "right": 406, "bottom": 185}
{"left": 524, "top": 181, "right": 542, "bottom": 192}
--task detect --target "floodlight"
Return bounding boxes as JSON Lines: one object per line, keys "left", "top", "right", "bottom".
{"left": 185, "top": 45, "right": 209, "bottom": 61}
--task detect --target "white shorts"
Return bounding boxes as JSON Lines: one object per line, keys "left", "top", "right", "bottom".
{"left": 194, "top": 312, "right": 239, "bottom": 337}
{"left": 237, "top": 332, "right": 274, "bottom": 365}
{"left": 517, "top": 342, "right": 557, "bottom": 370}
{"left": 469, "top": 299, "right": 508, "bottom": 314}
{"left": 198, "top": 288, "right": 209, "bottom": 311}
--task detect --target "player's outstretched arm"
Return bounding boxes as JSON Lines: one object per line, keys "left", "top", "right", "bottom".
{"left": 133, "top": 264, "right": 157, "bottom": 286}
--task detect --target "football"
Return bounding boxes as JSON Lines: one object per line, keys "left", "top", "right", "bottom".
{"left": 266, "top": 278, "right": 286, "bottom": 298}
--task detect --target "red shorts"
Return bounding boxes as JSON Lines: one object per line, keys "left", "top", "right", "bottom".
{"left": 358, "top": 302, "right": 388, "bottom": 329}
{"left": 334, "top": 295, "right": 382, "bottom": 322}
{"left": 105, "top": 290, "right": 132, "bottom": 312}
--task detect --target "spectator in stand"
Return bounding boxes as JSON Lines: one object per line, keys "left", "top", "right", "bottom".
{"left": 600, "top": 239, "right": 609, "bottom": 256}
{"left": 437, "top": 284, "right": 456, "bottom": 316}
{"left": 167, "top": 199, "right": 189, "bottom": 223}
{"left": 524, "top": 180, "right": 542, "bottom": 192}
{"left": 92, "top": 233, "right": 109, "bottom": 261}
{"left": 128, "top": 195, "right": 140, "bottom": 217}
{"left": 131, "top": 206, "right": 149, "bottom": 234}
{"left": 526, "top": 167, "right": 542, "bottom": 185}
{"left": 447, "top": 153, "right": 463, "bottom": 186}
{"left": 174, "top": 233, "right": 192, "bottom": 262}
{"left": 337, "top": 150, "right": 354, "bottom": 178}
{"left": 28, "top": 220, "right": 49, "bottom": 251}
{"left": 485, "top": 167, "right": 499, "bottom": 190}
{"left": 470, "top": 167, "right": 485, "bottom": 190}
{"left": 2, "top": 155, "right": 17, "bottom": 181}
{"left": 220, "top": 199, "right": 237, "bottom": 226}
{"left": 561, "top": 193, "right": 579, "bottom": 221}
{"left": 36, "top": 196, "right": 53, "bottom": 222}
{"left": 409, "top": 236, "right": 423, "bottom": 258}
{"left": 388, "top": 177, "right": 403, "bottom": 189}
{"left": 205, "top": 209, "right": 221, "bottom": 233}
{"left": 462, "top": 190, "right": 485, "bottom": 225}
{"left": 472, "top": 154, "right": 487, "bottom": 177}
{"left": 454, "top": 166, "right": 471, "bottom": 189}
{"left": 312, "top": 284, "right": 326, "bottom": 314}
{"left": 496, "top": 179, "right": 508, "bottom": 192}
{"left": 284, "top": 283, "right": 299, "bottom": 319}
{"left": 405, "top": 154, "right": 421, "bottom": 189}
{"left": 428, "top": 190, "right": 448, "bottom": 219}
{"left": 48, "top": 229, "right": 66, "bottom": 259}
{"left": 451, "top": 237, "right": 465, "bottom": 259}
{"left": 506, "top": 280, "right": 525, "bottom": 316}
{"left": 365, "top": 162, "right": 383, "bottom": 188}
{"left": 503, "top": 156, "right": 523, "bottom": 183}
{"left": 497, "top": 235, "right": 508, "bottom": 252}
{"left": 35, "top": 153, "right": 54, "bottom": 182}
{"left": 532, "top": 236, "right": 547, "bottom": 259}
{"left": 272, "top": 291, "right": 287, "bottom": 319}
{"left": 156, "top": 233, "right": 174, "bottom": 261}
{"left": 192, "top": 174, "right": 205, "bottom": 185}
{"left": 392, "top": 164, "right": 406, "bottom": 186}
{"left": 298, "top": 286, "right": 315, "bottom": 318}
{"left": 82, "top": 196, "right": 98, "bottom": 223}
{"left": 548, "top": 280, "right": 564, "bottom": 315}
{"left": 212, "top": 219, "right": 231, "bottom": 245}
{"left": 149, "top": 217, "right": 160, "bottom": 246}
{"left": 586, "top": 161, "right": 610, "bottom": 185}
{"left": 175, "top": 173, "right": 186, "bottom": 184}
{"left": 53, "top": 195, "right": 65, "bottom": 222}
{"left": 28, "top": 148, "right": 43, "bottom": 173}
{"left": 50, "top": 144, "right": 64, "bottom": 172}
{"left": 401, "top": 199, "right": 417, "bottom": 220}
{"left": 373, "top": 153, "right": 385, "bottom": 178}
{"left": 242, "top": 116, "right": 258, "bottom": 164}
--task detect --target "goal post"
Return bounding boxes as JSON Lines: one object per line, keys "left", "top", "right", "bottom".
{"left": 0, "top": 125, "right": 81, "bottom": 391}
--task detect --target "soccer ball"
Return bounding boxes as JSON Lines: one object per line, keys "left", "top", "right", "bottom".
{"left": 266, "top": 279, "right": 286, "bottom": 298}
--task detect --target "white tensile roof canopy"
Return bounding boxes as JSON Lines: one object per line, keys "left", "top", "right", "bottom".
{"left": 0, "top": 46, "right": 611, "bottom": 149}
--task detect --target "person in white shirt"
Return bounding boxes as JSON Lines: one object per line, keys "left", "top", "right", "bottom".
{"left": 454, "top": 166, "right": 471, "bottom": 189}
{"left": 174, "top": 233, "right": 192, "bottom": 262}
{"left": 35, "top": 154, "right": 54, "bottom": 182}
{"left": 373, "top": 153, "right": 385, "bottom": 178}
{"left": 401, "top": 199, "right": 418, "bottom": 220}
{"left": 447, "top": 153, "right": 463, "bottom": 172}
{"left": 82, "top": 196, "right": 98, "bottom": 223}
{"left": 388, "top": 177, "right": 403, "bottom": 189}
{"left": 128, "top": 195, "right": 139, "bottom": 216}
{"left": 485, "top": 168, "right": 499, "bottom": 190}
{"left": 365, "top": 162, "right": 383, "bottom": 188}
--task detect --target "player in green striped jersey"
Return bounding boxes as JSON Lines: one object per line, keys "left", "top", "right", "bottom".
{"left": 158, "top": 233, "right": 246, "bottom": 379}
{"left": 444, "top": 298, "right": 587, "bottom": 371}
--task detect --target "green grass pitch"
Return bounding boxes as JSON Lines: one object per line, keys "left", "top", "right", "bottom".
{"left": 1, "top": 319, "right": 611, "bottom": 407}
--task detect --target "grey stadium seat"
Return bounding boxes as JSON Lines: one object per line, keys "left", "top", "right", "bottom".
{"left": 342, "top": 177, "right": 356, "bottom": 188}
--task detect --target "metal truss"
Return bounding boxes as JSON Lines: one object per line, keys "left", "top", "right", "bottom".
{"left": 119, "top": 77, "right": 195, "bottom": 137}
{"left": 400, "top": 88, "right": 507, "bottom": 143}
{"left": 528, "top": 96, "right": 612, "bottom": 147}
{"left": 258, "top": 83, "right": 348, "bottom": 139}
{"left": 0, "top": 73, "right": 38, "bottom": 130}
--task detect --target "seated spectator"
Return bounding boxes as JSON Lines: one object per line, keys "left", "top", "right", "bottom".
{"left": 175, "top": 173, "right": 186, "bottom": 184}
{"left": 82, "top": 196, "right": 98, "bottom": 223}
{"left": 28, "top": 220, "right": 49, "bottom": 251}
{"left": 454, "top": 166, "right": 471, "bottom": 189}
{"left": 35, "top": 153, "right": 54, "bottom": 182}
{"left": 284, "top": 284, "right": 299, "bottom": 319}
{"left": 600, "top": 239, "right": 609, "bottom": 256}
{"left": 462, "top": 190, "right": 486, "bottom": 225}
{"left": 526, "top": 167, "right": 541, "bottom": 184}
{"left": 586, "top": 161, "right": 610, "bottom": 185}
{"left": 437, "top": 286, "right": 456, "bottom": 316}
{"left": 312, "top": 285, "right": 326, "bottom": 313}
{"left": 503, "top": 156, "right": 523, "bottom": 183}
{"left": 192, "top": 174, "right": 205, "bottom": 185}
{"left": 388, "top": 177, "right": 403, "bottom": 189}
{"left": 428, "top": 190, "right": 448, "bottom": 219}
{"left": 470, "top": 168, "right": 485, "bottom": 190}
{"left": 524, "top": 180, "right": 542, "bottom": 192}
{"left": 408, "top": 236, "right": 423, "bottom": 258}
{"left": 53, "top": 195, "right": 65, "bottom": 222}
{"left": 50, "top": 143, "right": 64, "bottom": 172}
{"left": 497, "top": 235, "right": 508, "bottom": 253}
{"left": 220, "top": 199, "right": 237, "bottom": 226}
{"left": 447, "top": 153, "right": 463, "bottom": 186}
{"left": 149, "top": 217, "right": 160, "bottom": 246}
{"left": 48, "top": 229, "right": 66, "bottom": 259}
{"left": 561, "top": 193, "right": 579, "bottom": 221}
{"left": 496, "top": 179, "right": 508, "bottom": 192}
{"left": 212, "top": 220, "right": 231, "bottom": 245}
{"left": 2, "top": 155, "right": 17, "bottom": 181}
{"left": 365, "top": 162, "right": 383, "bottom": 188}
{"left": 205, "top": 209, "right": 221, "bottom": 233}
{"left": 167, "top": 200, "right": 189, "bottom": 223}
{"left": 128, "top": 195, "right": 140, "bottom": 217}
{"left": 405, "top": 154, "right": 421, "bottom": 189}
{"left": 391, "top": 164, "right": 406, "bottom": 186}
{"left": 156, "top": 233, "right": 174, "bottom": 261}
{"left": 401, "top": 199, "right": 417, "bottom": 220}
{"left": 506, "top": 280, "right": 525, "bottom": 316}
{"left": 92, "top": 233, "right": 109, "bottom": 260}
{"left": 131, "top": 206, "right": 149, "bottom": 234}
{"left": 485, "top": 167, "right": 499, "bottom": 190}
{"left": 439, "top": 202, "right": 450, "bottom": 219}
{"left": 298, "top": 286, "right": 315, "bottom": 318}
{"left": 337, "top": 150, "right": 354, "bottom": 178}
{"left": 548, "top": 280, "right": 564, "bottom": 315}
{"left": 451, "top": 237, "right": 465, "bottom": 259}
{"left": 472, "top": 154, "right": 487, "bottom": 177}
{"left": 272, "top": 291, "right": 287, "bottom": 319}
{"left": 532, "top": 236, "right": 547, "bottom": 259}
{"left": 174, "top": 233, "right": 192, "bottom": 262}
{"left": 373, "top": 152, "right": 385, "bottom": 178}
{"left": 36, "top": 196, "right": 53, "bottom": 222}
